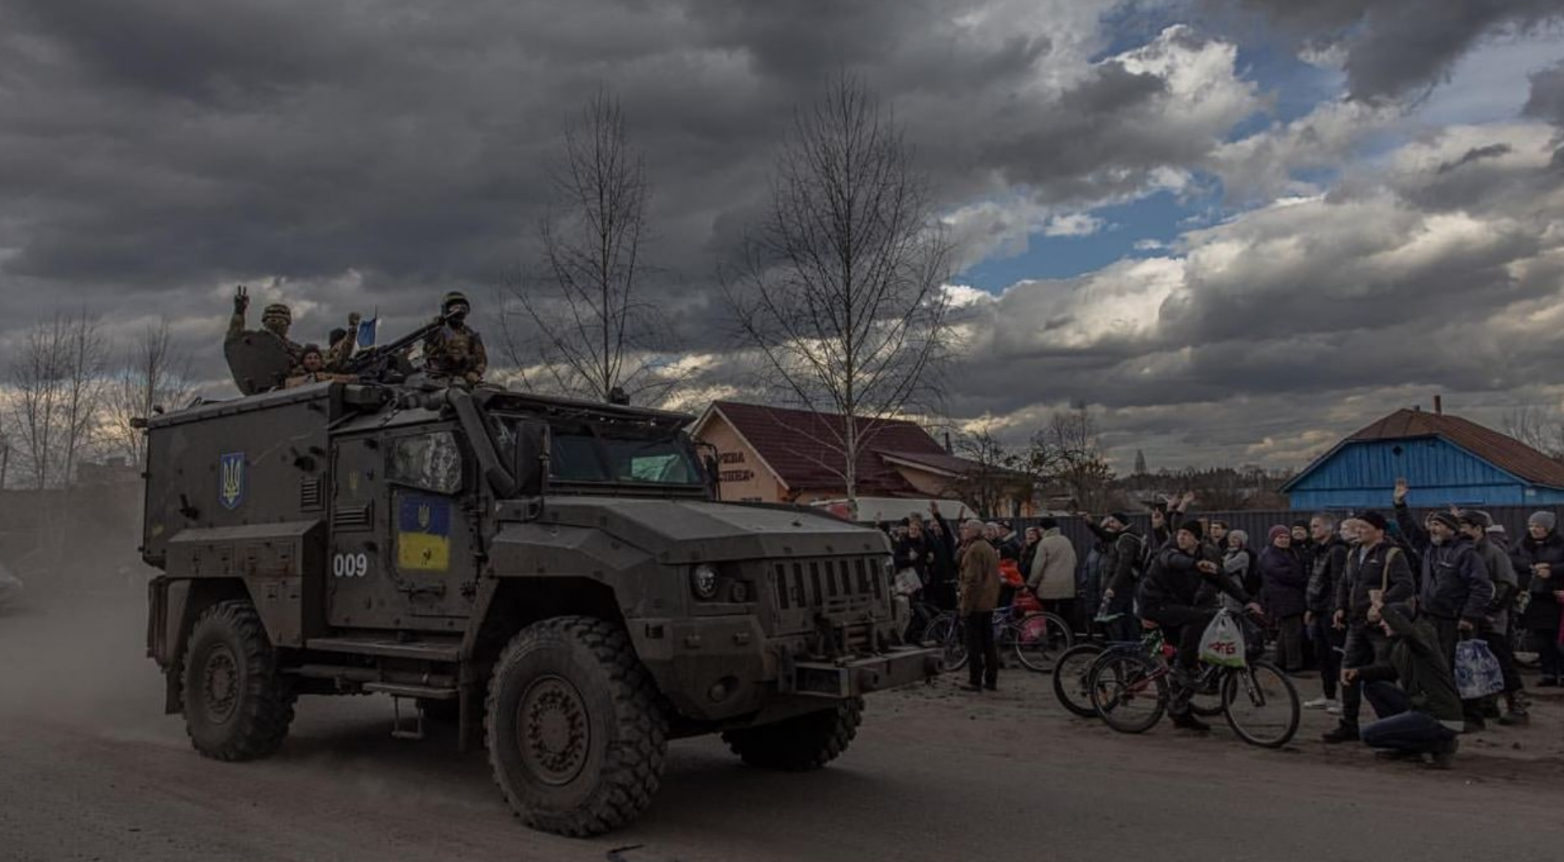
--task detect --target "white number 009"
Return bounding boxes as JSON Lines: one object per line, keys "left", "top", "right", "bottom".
{"left": 332, "top": 552, "right": 370, "bottom": 578}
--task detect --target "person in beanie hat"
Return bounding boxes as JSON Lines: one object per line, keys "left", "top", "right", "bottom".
{"left": 1456, "top": 510, "right": 1528, "bottom": 723}
{"left": 1304, "top": 513, "right": 1350, "bottom": 710}
{"left": 1138, "top": 519, "right": 1261, "bottom": 731}
{"left": 1515, "top": 510, "right": 1564, "bottom": 686}
{"left": 1324, "top": 509, "right": 1416, "bottom": 743}
{"left": 1260, "top": 525, "right": 1309, "bottom": 672}
{"left": 1393, "top": 481, "right": 1494, "bottom": 730}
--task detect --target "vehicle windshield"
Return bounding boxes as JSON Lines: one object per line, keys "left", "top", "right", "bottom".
{"left": 494, "top": 415, "right": 705, "bottom": 487}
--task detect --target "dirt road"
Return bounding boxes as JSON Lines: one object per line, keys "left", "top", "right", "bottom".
{"left": 3, "top": 600, "right": 1562, "bottom": 862}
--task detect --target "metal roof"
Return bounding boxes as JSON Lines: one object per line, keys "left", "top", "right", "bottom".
{"left": 1282, "top": 408, "right": 1564, "bottom": 492}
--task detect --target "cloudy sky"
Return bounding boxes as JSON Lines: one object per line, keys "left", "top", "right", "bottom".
{"left": 2, "top": 0, "right": 1562, "bottom": 471}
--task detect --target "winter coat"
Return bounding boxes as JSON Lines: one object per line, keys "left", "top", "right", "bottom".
{"left": 1394, "top": 503, "right": 1494, "bottom": 624}
{"left": 1138, "top": 544, "right": 1248, "bottom": 615}
{"left": 1306, "top": 537, "right": 1350, "bottom": 616}
{"left": 1334, "top": 541, "right": 1416, "bottom": 628}
{"left": 1258, "top": 545, "right": 1309, "bottom": 619}
{"left": 1102, "top": 528, "right": 1147, "bottom": 612}
{"left": 1513, "top": 530, "right": 1564, "bottom": 632}
{"left": 958, "top": 538, "right": 1002, "bottom": 615}
{"left": 1473, "top": 537, "right": 1517, "bottom": 635}
{"left": 1028, "top": 529, "right": 1078, "bottom": 600}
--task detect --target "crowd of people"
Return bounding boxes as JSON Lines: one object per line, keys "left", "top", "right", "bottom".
{"left": 883, "top": 482, "right": 1564, "bottom": 770}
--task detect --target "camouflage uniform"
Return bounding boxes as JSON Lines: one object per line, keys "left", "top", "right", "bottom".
{"left": 422, "top": 290, "right": 487, "bottom": 384}
{"left": 423, "top": 321, "right": 488, "bottom": 383}
{"left": 227, "top": 299, "right": 303, "bottom": 370}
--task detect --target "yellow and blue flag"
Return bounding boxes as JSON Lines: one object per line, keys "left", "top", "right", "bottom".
{"left": 397, "top": 494, "right": 451, "bottom": 572}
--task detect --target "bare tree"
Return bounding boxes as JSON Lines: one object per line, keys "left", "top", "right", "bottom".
{"left": 723, "top": 76, "right": 954, "bottom": 516}
{"left": 1502, "top": 405, "right": 1564, "bottom": 461}
{"left": 951, "top": 424, "right": 1026, "bottom": 518}
{"left": 1027, "top": 406, "right": 1116, "bottom": 512}
{"left": 499, "top": 90, "right": 685, "bottom": 403}
{"left": 105, "top": 319, "right": 194, "bottom": 466}
{"left": 4, "top": 310, "right": 110, "bottom": 491}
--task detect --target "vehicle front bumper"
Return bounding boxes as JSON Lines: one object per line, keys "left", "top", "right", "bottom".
{"left": 782, "top": 645, "right": 942, "bottom": 698}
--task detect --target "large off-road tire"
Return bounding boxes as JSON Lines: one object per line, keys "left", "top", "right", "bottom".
{"left": 721, "top": 697, "right": 863, "bottom": 771}
{"left": 485, "top": 616, "right": 667, "bottom": 837}
{"left": 181, "top": 600, "right": 295, "bottom": 761}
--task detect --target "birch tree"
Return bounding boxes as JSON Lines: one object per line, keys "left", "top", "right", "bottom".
{"left": 723, "top": 76, "right": 954, "bottom": 516}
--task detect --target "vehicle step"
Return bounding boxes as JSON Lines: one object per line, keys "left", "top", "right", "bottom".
{"left": 305, "top": 637, "right": 461, "bottom": 662}
{"left": 364, "top": 682, "right": 457, "bottom": 700}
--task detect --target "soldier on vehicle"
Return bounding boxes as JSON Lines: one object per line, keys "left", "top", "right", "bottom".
{"left": 227, "top": 285, "right": 303, "bottom": 369}
{"left": 323, "top": 313, "right": 362, "bottom": 372}
{"left": 423, "top": 290, "right": 488, "bottom": 385}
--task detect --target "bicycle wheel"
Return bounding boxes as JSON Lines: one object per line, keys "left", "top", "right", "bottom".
{"left": 1089, "top": 652, "right": 1167, "bottom": 734}
{"left": 1051, "top": 643, "right": 1105, "bottom": 718}
{"left": 1013, "top": 611, "right": 1075, "bottom": 672}
{"left": 924, "top": 614, "right": 967, "bottom": 672}
{"left": 1221, "top": 659, "right": 1301, "bottom": 748}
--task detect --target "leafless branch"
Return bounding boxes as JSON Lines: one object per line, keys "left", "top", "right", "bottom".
{"left": 720, "top": 75, "right": 955, "bottom": 513}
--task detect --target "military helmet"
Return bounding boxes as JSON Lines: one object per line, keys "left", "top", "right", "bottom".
{"left": 262, "top": 303, "right": 292, "bottom": 323}
{"left": 442, "top": 290, "right": 470, "bottom": 312}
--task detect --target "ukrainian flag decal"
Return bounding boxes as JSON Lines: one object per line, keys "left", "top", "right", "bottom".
{"left": 397, "top": 494, "right": 452, "bottom": 572}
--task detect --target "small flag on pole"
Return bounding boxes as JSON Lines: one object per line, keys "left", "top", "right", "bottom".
{"left": 357, "top": 316, "right": 378, "bottom": 349}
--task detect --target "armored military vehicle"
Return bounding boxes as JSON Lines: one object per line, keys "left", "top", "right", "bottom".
{"left": 140, "top": 341, "right": 937, "bottom": 836}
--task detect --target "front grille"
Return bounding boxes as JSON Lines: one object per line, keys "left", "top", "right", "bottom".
{"left": 771, "top": 557, "right": 884, "bottom": 613}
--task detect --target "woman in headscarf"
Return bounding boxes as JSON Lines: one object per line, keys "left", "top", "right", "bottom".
{"left": 1225, "top": 530, "right": 1259, "bottom": 598}
{"left": 1259, "top": 525, "right": 1309, "bottom": 673}
{"left": 1514, "top": 511, "right": 1564, "bottom": 686}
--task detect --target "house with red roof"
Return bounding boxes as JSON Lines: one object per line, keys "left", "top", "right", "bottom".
{"left": 690, "top": 401, "right": 1036, "bottom": 518}
{"left": 1281, "top": 399, "right": 1564, "bottom": 509}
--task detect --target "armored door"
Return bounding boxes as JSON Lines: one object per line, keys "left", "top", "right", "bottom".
{"left": 327, "top": 434, "right": 398, "bottom": 628}
{"left": 328, "top": 429, "right": 479, "bottom": 630}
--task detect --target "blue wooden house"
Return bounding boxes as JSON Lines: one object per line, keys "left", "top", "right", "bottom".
{"left": 1282, "top": 407, "right": 1564, "bottom": 510}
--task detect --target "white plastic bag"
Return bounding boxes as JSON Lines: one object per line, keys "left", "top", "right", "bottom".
{"left": 892, "top": 568, "right": 922, "bottom": 598}
{"left": 1198, "top": 610, "right": 1247, "bottom": 668}
{"left": 1454, "top": 639, "right": 1504, "bottom": 700}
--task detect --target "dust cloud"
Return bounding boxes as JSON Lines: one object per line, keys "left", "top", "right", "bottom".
{"left": 0, "top": 484, "right": 171, "bottom": 742}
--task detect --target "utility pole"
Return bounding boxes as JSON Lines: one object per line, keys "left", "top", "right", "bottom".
{"left": 1, "top": 438, "right": 9, "bottom": 492}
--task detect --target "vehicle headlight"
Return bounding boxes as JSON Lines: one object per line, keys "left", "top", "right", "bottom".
{"left": 691, "top": 564, "right": 720, "bottom": 600}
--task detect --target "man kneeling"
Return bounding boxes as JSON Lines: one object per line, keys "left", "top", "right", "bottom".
{"left": 1344, "top": 597, "right": 1463, "bottom": 769}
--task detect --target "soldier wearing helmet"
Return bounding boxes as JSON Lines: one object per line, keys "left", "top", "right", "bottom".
{"left": 226, "top": 285, "right": 303, "bottom": 370}
{"left": 422, "top": 290, "right": 487, "bottom": 385}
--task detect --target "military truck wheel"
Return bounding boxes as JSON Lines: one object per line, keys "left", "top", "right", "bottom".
{"left": 181, "top": 600, "right": 295, "bottom": 761}
{"left": 485, "top": 616, "right": 667, "bottom": 837}
{"left": 721, "top": 698, "right": 863, "bottom": 771}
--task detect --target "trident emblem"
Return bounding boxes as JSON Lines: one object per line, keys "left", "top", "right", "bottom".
{"left": 219, "top": 452, "right": 246, "bottom": 510}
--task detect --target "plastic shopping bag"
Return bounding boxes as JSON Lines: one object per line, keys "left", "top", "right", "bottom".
{"left": 1198, "top": 610, "right": 1246, "bottom": 668}
{"left": 1454, "top": 639, "right": 1505, "bottom": 700}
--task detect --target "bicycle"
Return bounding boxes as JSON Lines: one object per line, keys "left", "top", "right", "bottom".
{"left": 924, "top": 589, "right": 1073, "bottom": 673}
{"left": 1088, "top": 610, "right": 1300, "bottom": 748}
{"left": 1055, "top": 618, "right": 1225, "bottom": 720}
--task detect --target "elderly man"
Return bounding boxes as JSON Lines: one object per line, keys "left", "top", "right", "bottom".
{"left": 1027, "top": 517, "right": 1078, "bottom": 619}
{"left": 958, "top": 519, "right": 1002, "bottom": 692}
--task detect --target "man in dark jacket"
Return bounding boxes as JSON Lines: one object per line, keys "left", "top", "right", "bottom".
{"left": 1460, "top": 511, "right": 1527, "bottom": 724}
{"left": 1514, "top": 510, "right": 1564, "bottom": 686}
{"left": 1138, "top": 520, "right": 1261, "bottom": 731}
{"left": 1325, "top": 511, "right": 1416, "bottom": 743}
{"left": 1305, "top": 513, "right": 1350, "bottom": 709}
{"left": 1350, "top": 598, "right": 1464, "bottom": 769}
{"left": 925, "top": 503, "right": 960, "bottom": 610}
{"left": 1259, "top": 525, "right": 1310, "bottom": 672}
{"left": 1097, "top": 513, "right": 1147, "bottom": 643}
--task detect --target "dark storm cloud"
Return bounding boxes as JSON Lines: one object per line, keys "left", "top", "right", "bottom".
{"left": 1527, "top": 58, "right": 1564, "bottom": 125}
{"left": 0, "top": 0, "right": 1266, "bottom": 360}
{"left": 1215, "top": 0, "right": 1564, "bottom": 101}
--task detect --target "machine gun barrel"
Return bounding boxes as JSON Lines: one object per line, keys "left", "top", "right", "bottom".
{"left": 342, "top": 311, "right": 457, "bottom": 376}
